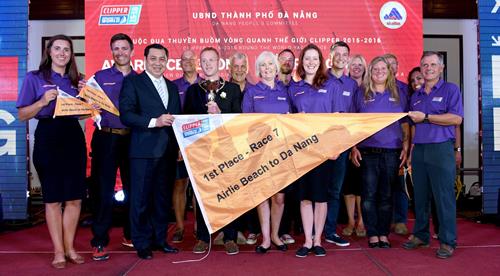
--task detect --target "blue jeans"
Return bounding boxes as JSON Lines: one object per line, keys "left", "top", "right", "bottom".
{"left": 325, "top": 150, "right": 349, "bottom": 236}
{"left": 393, "top": 174, "right": 409, "bottom": 224}
{"left": 360, "top": 149, "right": 399, "bottom": 237}
{"left": 411, "top": 141, "right": 456, "bottom": 247}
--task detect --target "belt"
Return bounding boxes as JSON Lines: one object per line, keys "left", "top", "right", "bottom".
{"left": 99, "top": 127, "right": 130, "bottom": 136}
{"left": 360, "top": 147, "right": 401, "bottom": 154}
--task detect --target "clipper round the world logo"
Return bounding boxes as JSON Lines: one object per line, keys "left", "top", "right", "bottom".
{"left": 379, "top": 1, "right": 407, "bottom": 29}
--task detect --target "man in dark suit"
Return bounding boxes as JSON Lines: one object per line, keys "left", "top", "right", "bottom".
{"left": 119, "top": 43, "right": 180, "bottom": 259}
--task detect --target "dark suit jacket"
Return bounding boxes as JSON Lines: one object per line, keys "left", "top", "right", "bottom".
{"left": 183, "top": 79, "right": 242, "bottom": 114}
{"left": 119, "top": 71, "right": 181, "bottom": 158}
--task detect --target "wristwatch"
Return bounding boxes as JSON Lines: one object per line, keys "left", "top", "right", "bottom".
{"left": 454, "top": 147, "right": 461, "bottom": 152}
{"left": 422, "top": 113, "right": 429, "bottom": 123}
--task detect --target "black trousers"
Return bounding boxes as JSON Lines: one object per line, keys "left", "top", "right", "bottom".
{"left": 90, "top": 130, "right": 131, "bottom": 247}
{"left": 196, "top": 200, "right": 237, "bottom": 243}
{"left": 130, "top": 154, "right": 176, "bottom": 250}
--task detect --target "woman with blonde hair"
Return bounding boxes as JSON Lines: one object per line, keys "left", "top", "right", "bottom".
{"left": 350, "top": 56, "right": 409, "bottom": 248}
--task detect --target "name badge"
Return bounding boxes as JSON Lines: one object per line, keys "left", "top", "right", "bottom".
{"left": 277, "top": 97, "right": 287, "bottom": 101}
{"left": 342, "top": 91, "right": 351, "bottom": 96}
{"left": 318, "top": 89, "right": 327, "bottom": 93}
{"left": 42, "top": 84, "right": 57, "bottom": 88}
{"left": 103, "top": 82, "right": 116, "bottom": 86}
{"left": 254, "top": 96, "right": 265, "bottom": 99}
{"left": 432, "top": 97, "right": 443, "bottom": 102}
{"left": 294, "top": 91, "right": 305, "bottom": 96}
{"left": 389, "top": 97, "right": 396, "bottom": 102}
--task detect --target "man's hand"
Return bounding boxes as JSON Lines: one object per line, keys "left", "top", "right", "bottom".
{"left": 455, "top": 151, "right": 462, "bottom": 167}
{"left": 206, "top": 101, "right": 221, "bottom": 114}
{"left": 408, "top": 111, "right": 425, "bottom": 123}
{"left": 155, "top": 114, "right": 175, "bottom": 127}
{"left": 399, "top": 148, "right": 408, "bottom": 168}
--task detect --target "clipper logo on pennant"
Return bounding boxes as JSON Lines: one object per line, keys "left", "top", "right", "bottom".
{"left": 182, "top": 118, "right": 210, "bottom": 138}
{"left": 99, "top": 5, "right": 142, "bottom": 25}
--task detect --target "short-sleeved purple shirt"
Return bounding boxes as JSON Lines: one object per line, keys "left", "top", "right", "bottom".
{"left": 410, "top": 79, "right": 463, "bottom": 144}
{"left": 93, "top": 66, "right": 137, "bottom": 128}
{"left": 327, "top": 71, "right": 358, "bottom": 112}
{"left": 173, "top": 74, "right": 202, "bottom": 111}
{"left": 16, "top": 70, "right": 78, "bottom": 119}
{"left": 242, "top": 80, "right": 291, "bottom": 114}
{"left": 288, "top": 79, "right": 344, "bottom": 113}
{"left": 354, "top": 87, "right": 409, "bottom": 149}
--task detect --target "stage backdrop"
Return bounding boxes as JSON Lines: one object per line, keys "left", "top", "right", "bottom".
{"left": 85, "top": 0, "right": 423, "bottom": 81}
{"left": 84, "top": 0, "right": 422, "bottom": 181}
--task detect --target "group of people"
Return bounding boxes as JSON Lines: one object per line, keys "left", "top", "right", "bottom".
{"left": 16, "top": 33, "right": 463, "bottom": 268}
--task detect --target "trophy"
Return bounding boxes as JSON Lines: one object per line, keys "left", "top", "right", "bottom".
{"left": 207, "top": 89, "right": 218, "bottom": 113}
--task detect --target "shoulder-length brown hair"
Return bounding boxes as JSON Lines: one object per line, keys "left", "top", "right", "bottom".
{"left": 296, "top": 44, "right": 328, "bottom": 89}
{"left": 38, "top": 34, "right": 80, "bottom": 87}
{"left": 363, "top": 56, "right": 398, "bottom": 102}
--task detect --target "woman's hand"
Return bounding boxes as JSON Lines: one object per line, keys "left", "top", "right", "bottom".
{"left": 41, "top": 89, "right": 59, "bottom": 106}
{"left": 350, "top": 146, "right": 362, "bottom": 167}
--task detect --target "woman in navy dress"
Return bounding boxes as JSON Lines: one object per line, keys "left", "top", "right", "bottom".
{"left": 242, "top": 51, "right": 291, "bottom": 253}
{"left": 16, "top": 35, "right": 86, "bottom": 268}
{"left": 288, "top": 44, "right": 344, "bottom": 258}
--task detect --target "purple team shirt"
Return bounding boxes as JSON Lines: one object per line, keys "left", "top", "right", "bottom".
{"left": 327, "top": 71, "right": 358, "bottom": 112}
{"left": 242, "top": 80, "right": 291, "bottom": 114}
{"left": 396, "top": 79, "right": 409, "bottom": 96}
{"left": 410, "top": 79, "right": 463, "bottom": 144}
{"left": 354, "top": 87, "right": 409, "bottom": 149}
{"left": 288, "top": 79, "right": 344, "bottom": 113}
{"left": 16, "top": 70, "right": 78, "bottom": 119}
{"left": 94, "top": 66, "right": 137, "bottom": 128}
{"left": 173, "top": 74, "right": 202, "bottom": 110}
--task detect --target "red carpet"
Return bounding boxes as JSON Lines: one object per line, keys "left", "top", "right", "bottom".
{"left": 1, "top": 218, "right": 499, "bottom": 276}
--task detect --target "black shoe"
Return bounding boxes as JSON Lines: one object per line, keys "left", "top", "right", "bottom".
{"left": 137, "top": 249, "right": 153, "bottom": 260}
{"left": 154, "top": 243, "right": 179, "bottom": 254}
{"left": 378, "top": 241, "right": 391, "bottom": 248}
{"left": 272, "top": 241, "right": 288, "bottom": 251}
{"left": 312, "top": 246, "right": 326, "bottom": 257}
{"left": 255, "top": 245, "right": 270, "bottom": 254}
{"left": 295, "top": 247, "right": 311, "bottom": 258}
{"left": 368, "top": 241, "right": 379, "bottom": 248}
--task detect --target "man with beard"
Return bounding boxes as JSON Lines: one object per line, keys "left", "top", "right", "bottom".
{"left": 277, "top": 49, "right": 296, "bottom": 85}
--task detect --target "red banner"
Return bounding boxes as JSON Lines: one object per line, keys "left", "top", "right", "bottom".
{"left": 85, "top": 0, "right": 423, "bottom": 82}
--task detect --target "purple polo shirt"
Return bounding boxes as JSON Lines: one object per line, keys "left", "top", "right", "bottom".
{"left": 327, "top": 71, "right": 358, "bottom": 112}
{"left": 288, "top": 80, "right": 344, "bottom": 113}
{"left": 16, "top": 70, "right": 78, "bottom": 119}
{"left": 354, "top": 87, "right": 409, "bottom": 149}
{"left": 410, "top": 79, "right": 463, "bottom": 144}
{"left": 93, "top": 66, "right": 137, "bottom": 128}
{"left": 242, "top": 80, "right": 291, "bottom": 114}
{"left": 173, "top": 74, "right": 202, "bottom": 110}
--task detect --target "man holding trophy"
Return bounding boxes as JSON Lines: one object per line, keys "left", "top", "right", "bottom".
{"left": 183, "top": 47, "right": 242, "bottom": 255}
